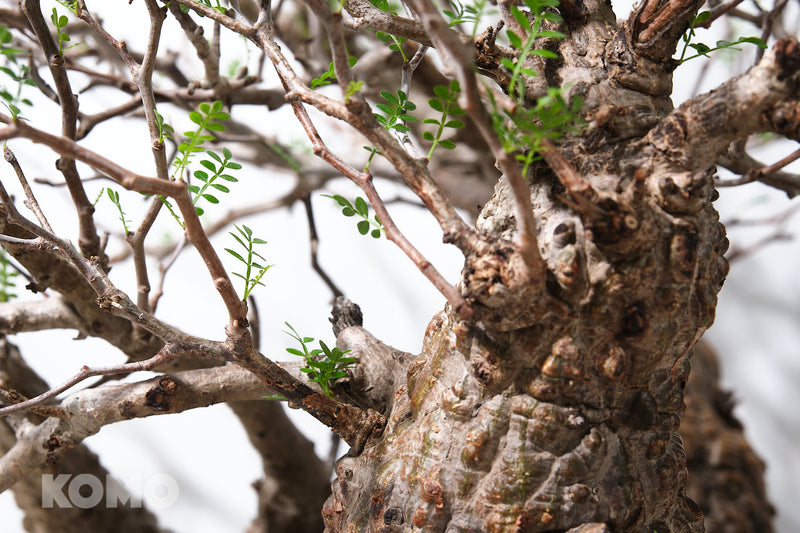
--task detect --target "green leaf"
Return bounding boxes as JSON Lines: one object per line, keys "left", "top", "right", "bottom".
{"left": 689, "top": 42, "right": 711, "bottom": 55}
{"left": 354, "top": 196, "right": 369, "bottom": 216}
{"left": 357, "top": 220, "right": 370, "bottom": 235}
{"left": 422, "top": 131, "right": 435, "bottom": 141}
{"left": 531, "top": 48, "right": 559, "bottom": 59}
{"left": 511, "top": 6, "right": 530, "bottom": 32}
{"left": 439, "top": 139, "right": 456, "bottom": 149}
{"left": 429, "top": 98, "right": 444, "bottom": 112}
{"left": 507, "top": 30, "right": 523, "bottom": 49}
{"left": 445, "top": 120, "right": 465, "bottom": 128}
{"left": 199, "top": 160, "right": 216, "bottom": 171}
{"left": 537, "top": 30, "right": 566, "bottom": 39}
{"left": 738, "top": 36, "right": 767, "bottom": 47}
{"left": 205, "top": 122, "right": 226, "bottom": 131}
{"left": 692, "top": 10, "right": 711, "bottom": 25}
{"left": 342, "top": 207, "right": 356, "bottom": 216}
{"left": 380, "top": 90, "right": 398, "bottom": 104}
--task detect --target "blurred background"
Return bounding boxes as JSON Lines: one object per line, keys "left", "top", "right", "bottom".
{"left": 0, "top": 0, "right": 798, "bottom": 531}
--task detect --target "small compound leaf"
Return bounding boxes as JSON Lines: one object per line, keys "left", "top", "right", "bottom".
{"left": 692, "top": 10, "right": 711, "bottom": 24}
{"left": 354, "top": 196, "right": 369, "bottom": 216}
{"left": 429, "top": 98, "right": 444, "bottom": 112}
{"left": 507, "top": 30, "right": 523, "bottom": 49}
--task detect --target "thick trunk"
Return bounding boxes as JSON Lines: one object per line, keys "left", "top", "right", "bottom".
{"left": 320, "top": 2, "right": 798, "bottom": 531}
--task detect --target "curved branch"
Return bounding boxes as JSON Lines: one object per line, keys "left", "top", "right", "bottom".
{"left": 647, "top": 38, "right": 800, "bottom": 171}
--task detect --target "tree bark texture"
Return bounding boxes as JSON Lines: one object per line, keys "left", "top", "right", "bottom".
{"left": 322, "top": 5, "right": 798, "bottom": 532}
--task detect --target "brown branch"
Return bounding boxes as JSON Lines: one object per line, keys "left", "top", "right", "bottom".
{"left": 647, "top": 38, "right": 800, "bottom": 171}
{"left": 3, "top": 146, "right": 52, "bottom": 232}
{"left": 0, "top": 346, "right": 180, "bottom": 418}
{"left": 406, "top": 0, "right": 547, "bottom": 280}
{"left": 631, "top": 0, "right": 705, "bottom": 61}
{"left": 0, "top": 296, "right": 83, "bottom": 335}
{"left": 697, "top": 0, "right": 748, "bottom": 28}
{"left": 302, "top": 194, "right": 344, "bottom": 298}
{"left": 286, "top": 94, "right": 472, "bottom": 316}
{"left": 717, "top": 144, "right": 800, "bottom": 196}
{"left": 0, "top": 117, "right": 247, "bottom": 323}
{"left": 342, "top": 0, "right": 435, "bottom": 46}
{"left": 21, "top": 0, "right": 103, "bottom": 260}
{"left": 166, "top": 1, "right": 222, "bottom": 88}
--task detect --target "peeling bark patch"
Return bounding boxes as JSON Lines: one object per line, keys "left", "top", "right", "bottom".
{"left": 622, "top": 302, "right": 647, "bottom": 337}
{"left": 775, "top": 38, "right": 800, "bottom": 80}
{"left": 669, "top": 230, "right": 697, "bottom": 279}
{"left": 370, "top": 492, "right": 384, "bottom": 520}
{"left": 144, "top": 376, "right": 177, "bottom": 411}
{"left": 45, "top": 435, "right": 61, "bottom": 451}
{"left": 602, "top": 346, "right": 627, "bottom": 380}
{"left": 625, "top": 391, "right": 657, "bottom": 429}
{"left": 383, "top": 507, "right": 403, "bottom": 525}
{"left": 118, "top": 400, "right": 135, "bottom": 419}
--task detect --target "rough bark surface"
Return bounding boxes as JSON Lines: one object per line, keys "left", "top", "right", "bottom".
{"left": 681, "top": 341, "right": 774, "bottom": 533}
{"left": 318, "top": 3, "right": 794, "bottom": 532}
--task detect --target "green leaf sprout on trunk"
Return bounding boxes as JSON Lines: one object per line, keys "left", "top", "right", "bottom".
{"left": 283, "top": 323, "right": 358, "bottom": 398}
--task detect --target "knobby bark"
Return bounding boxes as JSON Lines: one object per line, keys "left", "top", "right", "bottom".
{"left": 320, "top": 6, "right": 797, "bottom": 533}
{"left": 0, "top": 0, "right": 795, "bottom": 531}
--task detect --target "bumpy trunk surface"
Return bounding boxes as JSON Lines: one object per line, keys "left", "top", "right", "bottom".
{"left": 323, "top": 2, "right": 736, "bottom": 532}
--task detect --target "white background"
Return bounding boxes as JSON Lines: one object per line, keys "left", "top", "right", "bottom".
{"left": 0, "top": 0, "right": 798, "bottom": 531}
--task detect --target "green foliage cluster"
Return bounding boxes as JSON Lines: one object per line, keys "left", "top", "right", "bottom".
{"left": 106, "top": 189, "right": 133, "bottom": 235}
{"left": 486, "top": 0, "right": 583, "bottom": 172}
{"left": 178, "top": 0, "right": 227, "bottom": 15}
{"left": 368, "top": 0, "right": 410, "bottom": 61}
{"left": 492, "top": 87, "right": 583, "bottom": 174}
{"left": 0, "top": 250, "right": 18, "bottom": 303}
{"left": 189, "top": 148, "right": 241, "bottom": 216}
{"left": 311, "top": 57, "right": 358, "bottom": 89}
{"left": 50, "top": 8, "right": 75, "bottom": 55}
{"left": 225, "top": 224, "right": 271, "bottom": 301}
{"left": 0, "top": 26, "right": 33, "bottom": 120}
{"left": 502, "top": 0, "right": 565, "bottom": 101}
{"left": 422, "top": 80, "right": 466, "bottom": 158}
{"left": 678, "top": 11, "right": 766, "bottom": 63}
{"left": 154, "top": 110, "right": 174, "bottom": 144}
{"left": 443, "top": 0, "right": 491, "bottom": 36}
{"left": 170, "top": 100, "right": 241, "bottom": 219}
{"left": 284, "top": 323, "right": 358, "bottom": 398}
{"left": 324, "top": 194, "right": 385, "bottom": 238}
{"left": 363, "top": 89, "right": 418, "bottom": 168}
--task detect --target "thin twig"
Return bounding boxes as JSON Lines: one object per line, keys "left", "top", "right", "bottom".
{"left": 302, "top": 194, "right": 344, "bottom": 298}
{"left": 3, "top": 146, "right": 52, "bottom": 232}
{"left": 406, "top": 0, "right": 546, "bottom": 279}
{"left": 21, "top": 0, "right": 103, "bottom": 260}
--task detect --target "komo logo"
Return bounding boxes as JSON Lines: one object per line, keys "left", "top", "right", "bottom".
{"left": 41, "top": 473, "right": 179, "bottom": 509}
